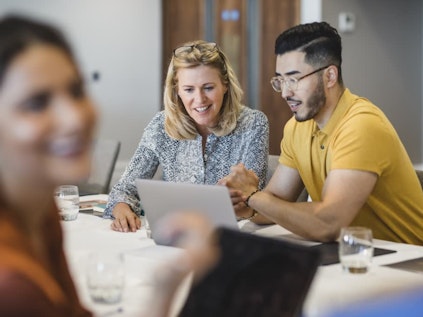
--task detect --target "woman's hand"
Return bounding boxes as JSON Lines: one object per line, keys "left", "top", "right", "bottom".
{"left": 155, "top": 211, "right": 219, "bottom": 280}
{"left": 110, "top": 202, "right": 141, "bottom": 232}
{"left": 148, "top": 212, "right": 220, "bottom": 317}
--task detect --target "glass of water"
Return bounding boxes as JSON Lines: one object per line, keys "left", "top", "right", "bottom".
{"left": 144, "top": 214, "right": 152, "bottom": 238}
{"left": 86, "top": 252, "right": 125, "bottom": 304}
{"left": 54, "top": 185, "right": 79, "bottom": 221}
{"left": 339, "top": 226, "right": 373, "bottom": 274}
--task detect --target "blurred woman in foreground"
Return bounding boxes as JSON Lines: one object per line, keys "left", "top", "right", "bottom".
{"left": 0, "top": 15, "right": 217, "bottom": 316}
{"left": 0, "top": 14, "right": 96, "bottom": 316}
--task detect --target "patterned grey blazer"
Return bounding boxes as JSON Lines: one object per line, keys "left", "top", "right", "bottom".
{"left": 104, "top": 106, "right": 269, "bottom": 216}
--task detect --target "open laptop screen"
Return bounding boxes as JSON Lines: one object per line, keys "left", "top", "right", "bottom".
{"left": 135, "top": 179, "right": 239, "bottom": 245}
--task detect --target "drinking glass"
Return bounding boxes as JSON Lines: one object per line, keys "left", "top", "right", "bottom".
{"left": 86, "top": 252, "right": 125, "bottom": 304}
{"left": 55, "top": 185, "right": 79, "bottom": 221}
{"left": 144, "top": 215, "right": 152, "bottom": 239}
{"left": 339, "top": 226, "right": 373, "bottom": 273}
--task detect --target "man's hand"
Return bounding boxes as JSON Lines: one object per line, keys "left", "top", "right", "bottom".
{"left": 218, "top": 163, "right": 259, "bottom": 198}
{"left": 110, "top": 202, "right": 141, "bottom": 232}
{"left": 225, "top": 188, "right": 256, "bottom": 219}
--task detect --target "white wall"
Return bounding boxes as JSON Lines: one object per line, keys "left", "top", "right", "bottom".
{"left": 322, "top": 0, "right": 423, "bottom": 165}
{"left": 301, "top": 0, "right": 321, "bottom": 23}
{"left": 0, "top": 0, "right": 162, "bottom": 161}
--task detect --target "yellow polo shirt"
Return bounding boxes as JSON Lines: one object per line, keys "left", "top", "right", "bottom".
{"left": 280, "top": 89, "right": 423, "bottom": 245}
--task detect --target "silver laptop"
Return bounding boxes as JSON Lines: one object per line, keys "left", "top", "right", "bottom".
{"left": 135, "top": 179, "right": 239, "bottom": 245}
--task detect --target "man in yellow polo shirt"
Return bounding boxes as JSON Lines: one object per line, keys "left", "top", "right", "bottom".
{"left": 222, "top": 21, "right": 423, "bottom": 245}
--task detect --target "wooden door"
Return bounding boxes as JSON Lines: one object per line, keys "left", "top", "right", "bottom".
{"left": 161, "top": 0, "right": 205, "bottom": 81}
{"left": 162, "top": 0, "right": 300, "bottom": 154}
{"left": 214, "top": 0, "right": 248, "bottom": 103}
{"left": 258, "top": 0, "right": 300, "bottom": 154}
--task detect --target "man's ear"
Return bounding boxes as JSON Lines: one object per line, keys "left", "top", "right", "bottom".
{"left": 326, "top": 65, "right": 338, "bottom": 88}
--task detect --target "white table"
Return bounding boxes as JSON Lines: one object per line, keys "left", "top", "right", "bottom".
{"left": 62, "top": 209, "right": 423, "bottom": 317}
{"left": 62, "top": 212, "right": 190, "bottom": 317}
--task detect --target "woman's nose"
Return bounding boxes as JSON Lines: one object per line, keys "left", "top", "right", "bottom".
{"left": 194, "top": 90, "right": 206, "bottom": 103}
{"left": 55, "top": 96, "right": 87, "bottom": 132}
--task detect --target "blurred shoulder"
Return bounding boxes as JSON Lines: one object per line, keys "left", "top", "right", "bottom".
{"left": 143, "top": 111, "right": 167, "bottom": 138}
{"left": 145, "top": 111, "right": 165, "bottom": 129}
{"left": 0, "top": 269, "right": 57, "bottom": 316}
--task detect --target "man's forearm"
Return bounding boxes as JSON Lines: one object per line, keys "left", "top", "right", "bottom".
{"left": 247, "top": 191, "right": 339, "bottom": 242}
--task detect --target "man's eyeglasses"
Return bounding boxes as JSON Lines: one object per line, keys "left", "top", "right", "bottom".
{"left": 270, "top": 65, "right": 331, "bottom": 92}
{"left": 173, "top": 42, "right": 218, "bottom": 57}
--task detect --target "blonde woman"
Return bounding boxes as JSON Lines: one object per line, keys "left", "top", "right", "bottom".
{"left": 106, "top": 41, "right": 269, "bottom": 232}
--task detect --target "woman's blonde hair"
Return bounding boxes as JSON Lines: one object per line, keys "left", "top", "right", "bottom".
{"left": 164, "top": 40, "right": 243, "bottom": 139}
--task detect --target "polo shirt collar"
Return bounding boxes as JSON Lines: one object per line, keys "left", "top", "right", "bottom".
{"left": 320, "top": 88, "right": 352, "bottom": 136}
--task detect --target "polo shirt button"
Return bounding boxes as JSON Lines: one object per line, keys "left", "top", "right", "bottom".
{"left": 320, "top": 145, "right": 325, "bottom": 149}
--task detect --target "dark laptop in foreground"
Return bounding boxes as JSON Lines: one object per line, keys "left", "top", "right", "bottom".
{"left": 179, "top": 227, "right": 321, "bottom": 317}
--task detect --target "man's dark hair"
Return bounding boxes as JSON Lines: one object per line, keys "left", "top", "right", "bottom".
{"left": 275, "top": 22, "right": 343, "bottom": 84}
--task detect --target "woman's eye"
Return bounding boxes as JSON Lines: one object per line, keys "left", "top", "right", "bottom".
{"left": 183, "top": 88, "right": 194, "bottom": 93}
{"left": 21, "top": 93, "right": 50, "bottom": 112}
{"left": 204, "top": 86, "right": 214, "bottom": 91}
